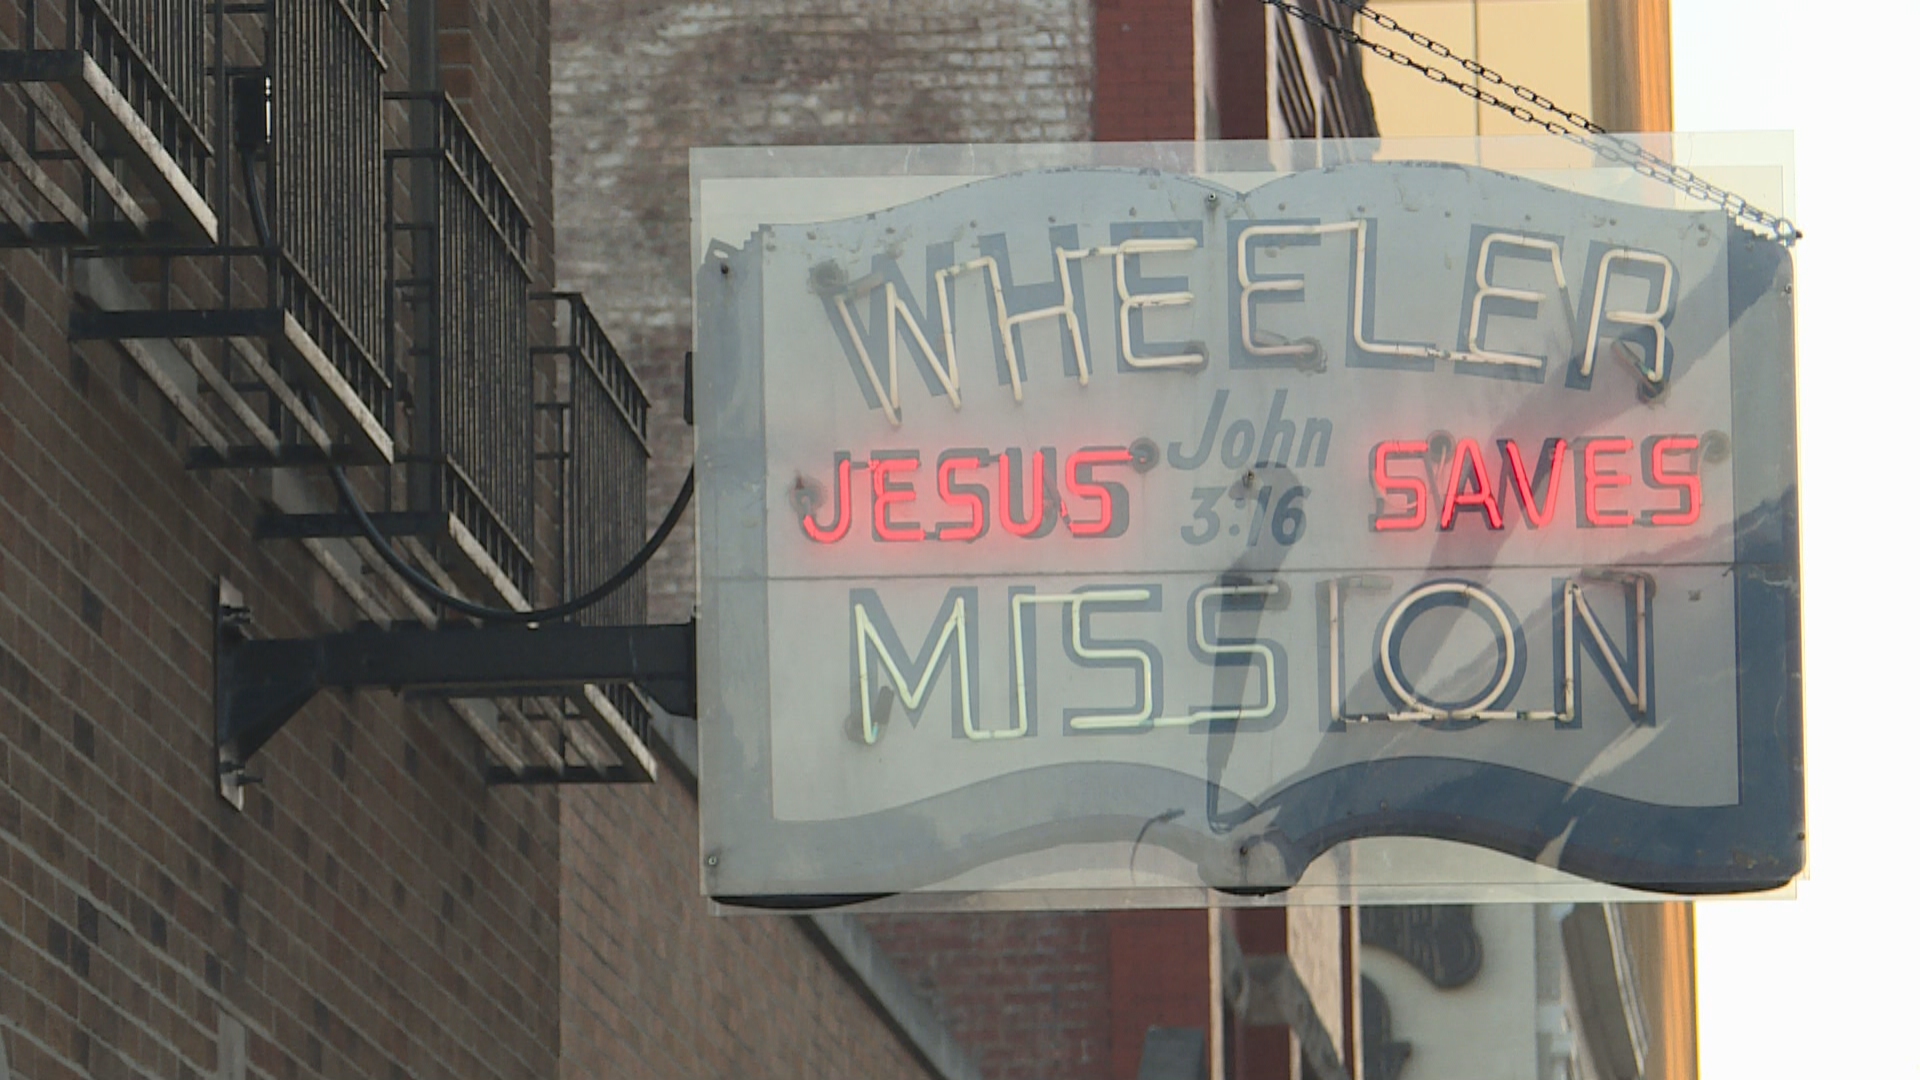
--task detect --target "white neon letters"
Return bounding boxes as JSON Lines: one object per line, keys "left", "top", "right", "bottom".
{"left": 1561, "top": 573, "right": 1650, "bottom": 716}
{"left": 834, "top": 237, "right": 1209, "bottom": 422}
{"left": 1158, "top": 583, "right": 1282, "bottom": 728}
{"left": 833, "top": 220, "right": 1682, "bottom": 425}
{"left": 1323, "top": 573, "right": 1652, "bottom": 724}
{"left": 1237, "top": 224, "right": 1323, "bottom": 362}
{"left": 1377, "top": 581, "right": 1520, "bottom": 715}
{"left": 1465, "top": 233, "right": 1571, "bottom": 370}
{"left": 851, "top": 583, "right": 1281, "bottom": 742}
{"left": 1015, "top": 590, "right": 1156, "bottom": 733}
{"left": 1581, "top": 249, "right": 1675, "bottom": 385}
{"left": 834, "top": 281, "right": 958, "bottom": 427}
{"left": 853, "top": 591, "right": 975, "bottom": 744}
{"left": 1111, "top": 238, "right": 1205, "bottom": 370}
{"left": 849, "top": 573, "right": 1658, "bottom": 744}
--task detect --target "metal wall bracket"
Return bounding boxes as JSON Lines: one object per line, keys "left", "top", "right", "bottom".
{"left": 212, "top": 578, "right": 696, "bottom": 805}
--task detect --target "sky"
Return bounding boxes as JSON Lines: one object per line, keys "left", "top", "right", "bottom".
{"left": 1672, "top": 2, "right": 1920, "bottom": 1075}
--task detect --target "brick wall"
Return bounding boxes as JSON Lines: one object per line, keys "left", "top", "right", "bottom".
{"left": 1108, "top": 911, "right": 1212, "bottom": 1080}
{"left": 549, "top": 4, "right": 1102, "bottom": 1075}
{"left": 560, "top": 777, "right": 941, "bottom": 1080}
{"left": 0, "top": 0, "right": 1121, "bottom": 1076}
{"left": 1092, "top": 0, "right": 1198, "bottom": 140}
{"left": 0, "top": 3, "right": 566, "bottom": 1079}
{"left": 1227, "top": 910, "right": 1291, "bottom": 1080}
{"left": 1210, "top": 0, "right": 1271, "bottom": 139}
{"left": 860, "top": 910, "right": 1230, "bottom": 1080}
{"left": 551, "top": 0, "right": 1095, "bottom": 621}
{"left": 439, "top": 0, "right": 557, "bottom": 291}
{"left": 862, "top": 913, "right": 1113, "bottom": 1080}
{"left": 0, "top": 241, "right": 564, "bottom": 1080}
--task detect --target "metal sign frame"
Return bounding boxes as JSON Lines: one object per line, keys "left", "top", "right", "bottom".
{"left": 692, "top": 139, "right": 1802, "bottom": 907}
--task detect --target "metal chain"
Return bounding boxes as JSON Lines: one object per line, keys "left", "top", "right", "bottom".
{"left": 1263, "top": 0, "right": 1800, "bottom": 244}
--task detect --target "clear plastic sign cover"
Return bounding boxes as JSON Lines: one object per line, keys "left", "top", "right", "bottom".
{"left": 691, "top": 138, "right": 1801, "bottom": 909}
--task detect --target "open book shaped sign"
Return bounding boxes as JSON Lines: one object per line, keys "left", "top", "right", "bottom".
{"left": 691, "top": 140, "right": 1802, "bottom": 908}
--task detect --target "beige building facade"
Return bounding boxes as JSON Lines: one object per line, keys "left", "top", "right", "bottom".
{"left": 1362, "top": 0, "right": 1672, "bottom": 137}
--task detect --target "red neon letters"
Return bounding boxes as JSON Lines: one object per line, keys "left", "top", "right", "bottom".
{"left": 871, "top": 454, "right": 927, "bottom": 542}
{"left": 803, "top": 446, "right": 1133, "bottom": 543}
{"left": 998, "top": 449, "right": 1050, "bottom": 538}
{"left": 1581, "top": 437, "right": 1634, "bottom": 528}
{"left": 1064, "top": 449, "right": 1135, "bottom": 537}
{"left": 1370, "top": 434, "right": 1705, "bottom": 532}
{"left": 1371, "top": 442, "right": 1431, "bottom": 531}
{"left": 935, "top": 452, "right": 988, "bottom": 541}
{"left": 800, "top": 455, "right": 854, "bottom": 543}
{"left": 1439, "top": 438, "right": 1503, "bottom": 531}
{"left": 1501, "top": 438, "right": 1565, "bottom": 529}
{"left": 1647, "top": 436, "right": 1702, "bottom": 527}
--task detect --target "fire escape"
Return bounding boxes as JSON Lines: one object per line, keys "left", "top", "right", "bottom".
{"left": 2, "top": 0, "right": 689, "bottom": 801}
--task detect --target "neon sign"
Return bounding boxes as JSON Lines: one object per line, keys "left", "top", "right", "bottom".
{"left": 1370, "top": 435, "right": 1703, "bottom": 532}
{"left": 796, "top": 446, "right": 1139, "bottom": 543}
{"left": 695, "top": 146, "right": 1803, "bottom": 904}
{"left": 823, "top": 225, "right": 1684, "bottom": 432}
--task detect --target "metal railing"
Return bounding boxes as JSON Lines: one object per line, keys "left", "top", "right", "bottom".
{"left": 268, "top": 0, "right": 389, "bottom": 427}
{"left": 533, "top": 290, "right": 656, "bottom": 762}
{"left": 390, "top": 92, "right": 536, "bottom": 600}
{"left": 28, "top": 0, "right": 671, "bottom": 785}
{"left": 57, "top": 0, "right": 391, "bottom": 465}
{"left": 537, "top": 291, "right": 650, "bottom": 628}
{"left": 79, "top": 0, "right": 210, "bottom": 173}
{"left": 1, "top": 0, "right": 216, "bottom": 241}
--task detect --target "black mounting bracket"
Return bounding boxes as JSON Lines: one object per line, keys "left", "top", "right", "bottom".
{"left": 212, "top": 579, "right": 697, "bottom": 807}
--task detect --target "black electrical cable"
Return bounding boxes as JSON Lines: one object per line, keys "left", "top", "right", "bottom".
{"left": 240, "top": 149, "right": 273, "bottom": 252}
{"left": 331, "top": 463, "right": 696, "bottom": 625}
